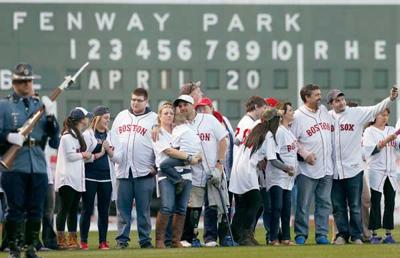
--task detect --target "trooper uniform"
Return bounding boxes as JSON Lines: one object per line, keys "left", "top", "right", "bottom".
{"left": 0, "top": 63, "right": 59, "bottom": 258}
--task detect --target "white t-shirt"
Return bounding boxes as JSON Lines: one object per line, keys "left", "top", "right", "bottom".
{"left": 189, "top": 113, "right": 228, "bottom": 187}
{"left": 229, "top": 143, "right": 262, "bottom": 195}
{"left": 171, "top": 123, "right": 202, "bottom": 155}
{"left": 362, "top": 125, "right": 399, "bottom": 193}
{"left": 265, "top": 126, "right": 298, "bottom": 191}
{"left": 152, "top": 128, "right": 192, "bottom": 182}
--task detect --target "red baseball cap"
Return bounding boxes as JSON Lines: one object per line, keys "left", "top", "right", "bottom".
{"left": 265, "top": 97, "right": 279, "bottom": 107}
{"left": 194, "top": 97, "right": 213, "bottom": 109}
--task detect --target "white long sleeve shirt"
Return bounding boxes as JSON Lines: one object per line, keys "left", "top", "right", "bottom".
{"left": 55, "top": 133, "right": 86, "bottom": 192}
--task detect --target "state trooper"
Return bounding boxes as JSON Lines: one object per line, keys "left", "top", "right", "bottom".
{"left": 0, "top": 63, "right": 59, "bottom": 258}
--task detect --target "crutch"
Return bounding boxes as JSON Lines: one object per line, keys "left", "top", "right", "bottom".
{"left": 211, "top": 173, "right": 236, "bottom": 244}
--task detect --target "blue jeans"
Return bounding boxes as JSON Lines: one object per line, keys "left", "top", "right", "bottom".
{"left": 159, "top": 177, "right": 192, "bottom": 216}
{"left": 115, "top": 174, "right": 155, "bottom": 246}
{"left": 160, "top": 177, "right": 192, "bottom": 245}
{"left": 159, "top": 157, "right": 185, "bottom": 185}
{"left": 260, "top": 188, "right": 272, "bottom": 241}
{"left": 331, "top": 171, "right": 363, "bottom": 241}
{"left": 294, "top": 174, "right": 332, "bottom": 240}
{"left": 269, "top": 186, "right": 291, "bottom": 241}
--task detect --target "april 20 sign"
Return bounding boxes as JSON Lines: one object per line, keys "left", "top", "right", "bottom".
{"left": 0, "top": 1, "right": 399, "bottom": 122}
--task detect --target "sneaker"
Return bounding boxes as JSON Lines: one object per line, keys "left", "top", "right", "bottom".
{"left": 370, "top": 236, "right": 381, "bottom": 244}
{"left": 383, "top": 235, "right": 396, "bottom": 244}
{"left": 80, "top": 242, "right": 89, "bottom": 250}
{"left": 116, "top": 241, "right": 128, "bottom": 249}
{"left": 191, "top": 238, "right": 202, "bottom": 248}
{"left": 140, "top": 242, "right": 154, "bottom": 249}
{"left": 295, "top": 236, "right": 306, "bottom": 245}
{"left": 316, "top": 236, "right": 330, "bottom": 245}
{"left": 180, "top": 240, "right": 192, "bottom": 248}
{"left": 99, "top": 242, "right": 110, "bottom": 250}
{"left": 204, "top": 241, "right": 218, "bottom": 247}
{"left": 221, "top": 236, "right": 239, "bottom": 247}
{"left": 334, "top": 236, "right": 346, "bottom": 245}
{"left": 351, "top": 239, "right": 363, "bottom": 245}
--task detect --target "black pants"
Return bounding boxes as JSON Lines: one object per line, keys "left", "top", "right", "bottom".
{"left": 269, "top": 186, "right": 292, "bottom": 241}
{"left": 80, "top": 180, "right": 112, "bottom": 243}
{"left": 56, "top": 185, "right": 81, "bottom": 232}
{"left": 1, "top": 172, "right": 48, "bottom": 221}
{"left": 231, "top": 189, "right": 261, "bottom": 237}
{"left": 41, "top": 184, "right": 57, "bottom": 249}
{"left": 368, "top": 178, "right": 396, "bottom": 230}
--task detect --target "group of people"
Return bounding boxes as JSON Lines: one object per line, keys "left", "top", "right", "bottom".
{"left": 0, "top": 63, "right": 399, "bottom": 258}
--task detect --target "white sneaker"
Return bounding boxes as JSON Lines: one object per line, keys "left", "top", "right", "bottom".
{"left": 334, "top": 236, "right": 346, "bottom": 245}
{"left": 352, "top": 239, "right": 363, "bottom": 245}
{"left": 180, "top": 240, "right": 192, "bottom": 248}
{"left": 204, "top": 241, "right": 219, "bottom": 247}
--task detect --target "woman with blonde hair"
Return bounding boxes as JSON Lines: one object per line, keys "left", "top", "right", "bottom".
{"left": 80, "top": 106, "right": 121, "bottom": 250}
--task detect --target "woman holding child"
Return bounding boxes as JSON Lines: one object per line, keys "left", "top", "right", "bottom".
{"left": 152, "top": 102, "right": 201, "bottom": 248}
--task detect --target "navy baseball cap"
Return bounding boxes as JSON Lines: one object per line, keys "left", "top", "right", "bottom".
{"left": 92, "top": 106, "right": 110, "bottom": 117}
{"left": 69, "top": 107, "right": 93, "bottom": 121}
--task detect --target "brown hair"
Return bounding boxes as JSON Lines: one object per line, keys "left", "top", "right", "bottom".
{"left": 300, "top": 84, "right": 320, "bottom": 103}
{"left": 276, "top": 102, "right": 292, "bottom": 115}
{"left": 245, "top": 109, "right": 281, "bottom": 157}
{"left": 180, "top": 81, "right": 201, "bottom": 95}
{"left": 367, "top": 108, "right": 390, "bottom": 128}
{"left": 62, "top": 117, "right": 87, "bottom": 152}
{"left": 245, "top": 96, "right": 266, "bottom": 112}
{"left": 132, "top": 88, "right": 148, "bottom": 100}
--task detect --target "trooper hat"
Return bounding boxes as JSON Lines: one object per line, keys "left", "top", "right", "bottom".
{"left": 10, "top": 63, "right": 41, "bottom": 80}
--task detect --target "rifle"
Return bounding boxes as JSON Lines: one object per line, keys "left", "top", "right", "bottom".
{"left": 0, "top": 62, "right": 89, "bottom": 170}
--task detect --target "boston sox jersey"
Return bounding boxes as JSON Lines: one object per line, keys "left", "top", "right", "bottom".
{"left": 111, "top": 109, "right": 158, "bottom": 179}
{"left": 291, "top": 105, "right": 333, "bottom": 179}
{"left": 233, "top": 115, "right": 257, "bottom": 157}
{"left": 362, "top": 125, "right": 399, "bottom": 193}
{"left": 329, "top": 97, "right": 392, "bottom": 180}
{"left": 189, "top": 113, "right": 228, "bottom": 187}
{"left": 265, "top": 125, "right": 298, "bottom": 191}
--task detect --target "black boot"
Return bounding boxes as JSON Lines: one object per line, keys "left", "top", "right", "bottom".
{"left": 24, "top": 220, "right": 42, "bottom": 258}
{"left": 5, "top": 220, "right": 22, "bottom": 258}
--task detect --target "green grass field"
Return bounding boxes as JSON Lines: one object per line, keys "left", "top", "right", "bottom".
{"left": 25, "top": 227, "right": 400, "bottom": 258}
